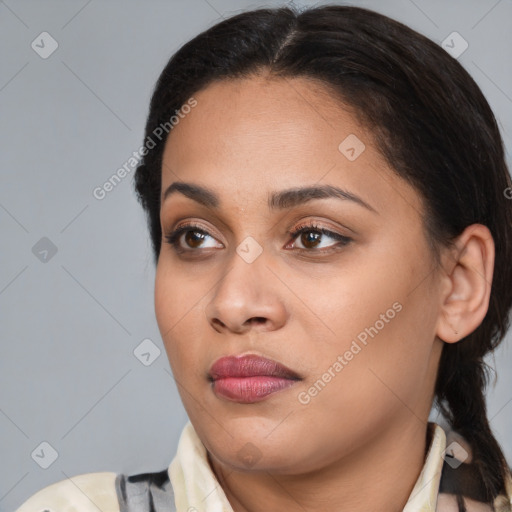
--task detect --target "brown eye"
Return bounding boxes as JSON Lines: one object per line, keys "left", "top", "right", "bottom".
{"left": 287, "top": 223, "right": 352, "bottom": 251}
{"left": 299, "top": 230, "right": 322, "bottom": 249}
{"left": 184, "top": 230, "right": 207, "bottom": 248}
{"left": 164, "top": 223, "right": 222, "bottom": 251}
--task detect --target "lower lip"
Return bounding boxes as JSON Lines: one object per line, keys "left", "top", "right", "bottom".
{"left": 211, "top": 376, "right": 298, "bottom": 403}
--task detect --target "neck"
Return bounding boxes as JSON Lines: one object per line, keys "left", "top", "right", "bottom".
{"left": 208, "top": 418, "right": 432, "bottom": 512}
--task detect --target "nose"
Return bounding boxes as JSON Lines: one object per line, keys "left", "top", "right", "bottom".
{"left": 204, "top": 251, "right": 288, "bottom": 335}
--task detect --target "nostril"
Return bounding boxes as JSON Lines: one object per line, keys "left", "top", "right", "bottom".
{"left": 212, "top": 319, "right": 226, "bottom": 331}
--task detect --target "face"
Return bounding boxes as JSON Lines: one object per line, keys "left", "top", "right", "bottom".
{"left": 155, "top": 73, "right": 445, "bottom": 474}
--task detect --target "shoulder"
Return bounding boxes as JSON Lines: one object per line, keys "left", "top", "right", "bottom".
{"left": 15, "top": 471, "right": 119, "bottom": 512}
{"left": 436, "top": 424, "right": 512, "bottom": 512}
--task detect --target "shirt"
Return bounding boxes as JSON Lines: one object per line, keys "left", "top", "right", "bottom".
{"left": 15, "top": 420, "right": 512, "bottom": 512}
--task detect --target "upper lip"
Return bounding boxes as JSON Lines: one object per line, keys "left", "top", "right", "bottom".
{"left": 208, "top": 354, "right": 302, "bottom": 381}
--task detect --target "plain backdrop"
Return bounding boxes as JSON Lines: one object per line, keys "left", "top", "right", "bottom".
{"left": 1, "top": 0, "right": 511, "bottom": 510}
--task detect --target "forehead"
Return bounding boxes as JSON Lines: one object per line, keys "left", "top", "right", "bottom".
{"left": 163, "top": 74, "right": 359, "bottom": 168}
{"left": 160, "top": 74, "right": 423, "bottom": 219}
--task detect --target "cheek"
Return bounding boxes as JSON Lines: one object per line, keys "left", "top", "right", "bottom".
{"left": 299, "top": 244, "right": 437, "bottom": 408}
{"left": 154, "top": 259, "right": 208, "bottom": 328}
{"left": 300, "top": 258, "right": 407, "bottom": 352}
{"left": 294, "top": 312, "right": 427, "bottom": 454}
{"left": 154, "top": 262, "right": 207, "bottom": 373}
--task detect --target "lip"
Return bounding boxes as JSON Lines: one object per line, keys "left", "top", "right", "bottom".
{"left": 208, "top": 354, "right": 302, "bottom": 403}
{"left": 209, "top": 354, "right": 301, "bottom": 380}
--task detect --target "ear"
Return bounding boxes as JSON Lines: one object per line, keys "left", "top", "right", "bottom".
{"left": 436, "top": 224, "right": 495, "bottom": 344}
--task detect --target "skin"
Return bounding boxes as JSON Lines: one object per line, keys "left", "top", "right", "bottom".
{"left": 154, "top": 71, "right": 494, "bottom": 512}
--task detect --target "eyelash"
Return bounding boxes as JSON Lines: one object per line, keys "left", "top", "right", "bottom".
{"left": 164, "top": 221, "right": 352, "bottom": 254}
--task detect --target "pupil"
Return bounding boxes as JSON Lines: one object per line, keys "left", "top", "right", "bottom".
{"left": 185, "top": 230, "right": 204, "bottom": 248}
{"left": 302, "top": 231, "right": 320, "bottom": 248}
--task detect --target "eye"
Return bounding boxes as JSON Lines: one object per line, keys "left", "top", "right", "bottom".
{"left": 164, "top": 222, "right": 222, "bottom": 252}
{"left": 286, "top": 222, "right": 352, "bottom": 251}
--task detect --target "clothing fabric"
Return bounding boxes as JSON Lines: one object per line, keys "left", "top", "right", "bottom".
{"left": 115, "top": 469, "right": 176, "bottom": 512}
{"left": 16, "top": 420, "right": 512, "bottom": 512}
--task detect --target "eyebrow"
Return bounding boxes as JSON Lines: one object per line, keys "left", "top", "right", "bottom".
{"left": 162, "top": 181, "right": 378, "bottom": 213}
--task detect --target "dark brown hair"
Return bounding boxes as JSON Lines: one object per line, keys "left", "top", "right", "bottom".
{"left": 133, "top": 5, "right": 512, "bottom": 509}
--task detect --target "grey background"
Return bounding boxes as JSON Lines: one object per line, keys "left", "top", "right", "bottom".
{"left": 1, "top": 0, "right": 511, "bottom": 510}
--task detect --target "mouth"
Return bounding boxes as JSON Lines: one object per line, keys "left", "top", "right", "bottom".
{"left": 208, "top": 354, "right": 302, "bottom": 404}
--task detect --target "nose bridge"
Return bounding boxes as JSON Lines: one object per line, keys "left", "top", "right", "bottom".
{"left": 204, "top": 239, "right": 285, "bottom": 332}
{"left": 212, "top": 239, "right": 266, "bottom": 313}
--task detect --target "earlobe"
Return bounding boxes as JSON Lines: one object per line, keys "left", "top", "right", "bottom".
{"left": 435, "top": 224, "right": 495, "bottom": 344}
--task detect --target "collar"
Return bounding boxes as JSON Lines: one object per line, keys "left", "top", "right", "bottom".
{"left": 403, "top": 422, "right": 446, "bottom": 511}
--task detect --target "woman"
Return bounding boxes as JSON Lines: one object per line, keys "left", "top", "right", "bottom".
{"left": 16, "top": 4, "right": 512, "bottom": 512}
